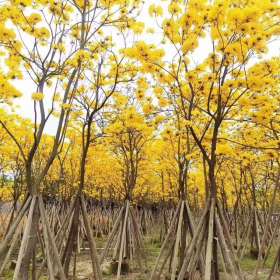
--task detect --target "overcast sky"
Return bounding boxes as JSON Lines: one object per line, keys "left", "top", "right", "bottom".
{"left": 9, "top": 1, "right": 280, "bottom": 135}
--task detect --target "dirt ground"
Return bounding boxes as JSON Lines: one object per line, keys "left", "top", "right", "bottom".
{"left": 2, "top": 234, "right": 280, "bottom": 279}
{"left": 65, "top": 235, "right": 280, "bottom": 280}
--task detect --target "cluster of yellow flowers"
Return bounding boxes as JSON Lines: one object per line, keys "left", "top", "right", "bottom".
{"left": 31, "top": 92, "right": 44, "bottom": 101}
{"left": 149, "top": 4, "right": 163, "bottom": 17}
{"left": 0, "top": 73, "right": 22, "bottom": 102}
{"left": 0, "top": 187, "right": 13, "bottom": 201}
{"left": 67, "top": 50, "right": 92, "bottom": 68}
{"left": 124, "top": 41, "right": 165, "bottom": 67}
{"left": 0, "top": 23, "right": 16, "bottom": 41}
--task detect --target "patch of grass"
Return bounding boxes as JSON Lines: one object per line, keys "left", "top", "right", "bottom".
{"left": 241, "top": 255, "right": 259, "bottom": 271}
{"left": 1, "top": 270, "right": 13, "bottom": 280}
{"left": 240, "top": 247, "right": 277, "bottom": 271}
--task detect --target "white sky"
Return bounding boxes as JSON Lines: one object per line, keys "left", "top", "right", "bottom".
{"left": 6, "top": 1, "right": 280, "bottom": 135}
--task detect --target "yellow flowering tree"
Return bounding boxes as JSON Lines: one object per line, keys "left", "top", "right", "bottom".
{"left": 100, "top": 96, "right": 156, "bottom": 276}
{"left": 124, "top": 0, "right": 280, "bottom": 279}
{"left": 0, "top": 0, "right": 141, "bottom": 278}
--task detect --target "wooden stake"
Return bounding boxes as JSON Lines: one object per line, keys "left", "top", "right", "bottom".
{"left": 117, "top": 200, "right": 129, "bottom": 280}
{"left": 171, "top": 201, "right": 184, "bottom": 280}
{"left": 150, "top": 202, "right": 182, "bottom": 279}
{"left": 100, "top": 206, "right": 125, "bottom": 264}
{"left": 38, "top": 196, "right": 67, "bottom": 280}
{"left": 0, "top": 196, "right": 31, "bottom": 263}
{"left": 204, "top": 199, "right": 215, "bottom": 280}
{"left": 0, "top": 221, "right": 23, "bottom": 275}
{"left": 177, "top": 198, "right": 211, "bottom": 280}
{"left": 81, "top": 195, "right": 102, "bottom": 280}
{"left": 13, "top": 196, "right": 37, "bottom": 280}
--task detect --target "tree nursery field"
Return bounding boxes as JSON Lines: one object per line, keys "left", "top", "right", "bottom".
{"left": 0, "top": 0, "right": 279, "bottom": 279}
